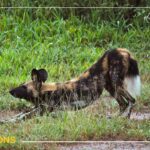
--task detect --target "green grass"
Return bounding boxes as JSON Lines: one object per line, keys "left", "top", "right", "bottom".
{"left": 0, "top": 112, "right": 150, "bottom": 149}
{"left": 0, "top": 15, "right": 149, "bottom": 90}
{"left": 0, "top": 10, "right": 150, "bottom": 149}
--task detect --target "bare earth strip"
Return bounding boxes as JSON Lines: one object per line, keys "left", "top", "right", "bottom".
{"left": 0, "top": 110, "right": 150, "bottom": 121}
{"left": 59, "top": 142, "right": 150, "bottom": 150}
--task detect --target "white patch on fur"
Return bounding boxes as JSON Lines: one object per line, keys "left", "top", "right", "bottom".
{"left": 124, "top": 75, "right": 141, "bottom": 98}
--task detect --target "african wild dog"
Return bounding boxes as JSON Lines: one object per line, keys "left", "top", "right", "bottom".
{"left": 10, "top": 48, "right": 141, "bottom": 118}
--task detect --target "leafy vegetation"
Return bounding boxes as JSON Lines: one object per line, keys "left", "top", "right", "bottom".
{"left": 0, "top": 5, "right": 150, "bottom": 150}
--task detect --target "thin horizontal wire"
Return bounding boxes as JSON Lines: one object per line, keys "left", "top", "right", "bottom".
{"left": 21, "top": 140, "right": 150, "bottom": 143}
{"left": 0, "top": 7, "right": 150, "bottom": 9}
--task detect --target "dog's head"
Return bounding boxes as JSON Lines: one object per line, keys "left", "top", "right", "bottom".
{"left": 9, "top": 68, "right": 48, "bottom": 101}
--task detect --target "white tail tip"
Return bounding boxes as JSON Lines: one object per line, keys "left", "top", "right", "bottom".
{"left": 124, "top": 75, "right": 141, "bottom": 98}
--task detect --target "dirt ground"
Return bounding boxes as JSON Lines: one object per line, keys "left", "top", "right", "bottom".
{"left": 58, "top": 142, "right": 150, "bottom": 150}
{"left": 0, "top": 110, "right": 150, "bottom": 121}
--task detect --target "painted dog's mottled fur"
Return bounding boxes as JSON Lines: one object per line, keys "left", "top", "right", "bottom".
{"left": 10, "top": 48, "right": 141, "bottom": 117}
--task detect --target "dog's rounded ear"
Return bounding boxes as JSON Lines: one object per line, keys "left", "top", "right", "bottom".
{"left": 31, "top": 68, "right": 48, "bottom": 82}
{"left": 38, "top": 69, "right": 48, "bottom": 82}
{"left": 31, "top": 68, "right": 39, "bottom": 82}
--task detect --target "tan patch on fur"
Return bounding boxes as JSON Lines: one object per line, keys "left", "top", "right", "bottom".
{"left": 120, "top": 51, "right": 129, "bottom": 57}
{"left": 25, "top": 81, "right": 34, "bottom": 90}
{"left": 117, "top": 48, "right": 130, "bottom": 53}
{"left": 41, "top": 83, "right": 57, "bottom": 93}
{"left": 117, "top": 48, "right": 132, "bottom": 73}
{"left": 117, "top": 48, "right": 130, "bottom": 57}
{"left": 25, "top": 81, "right": 39, "bottom": 97}
{"left": 79, "top": 71, "right": 90, "bottom": 79}
{"left": 117, "top": 48, "right": 134, "bottom": 59}
{"left": 64, "top": 82, "right": 77, "bottom": 90}
{"left": 70, "top": 78, "right": 79, "bottom": 82}
{"left": 102, "top": 55, "right": 108, "bottom": 74}
{"left": 41, "top": 81, "right": 77, "bottom": 93}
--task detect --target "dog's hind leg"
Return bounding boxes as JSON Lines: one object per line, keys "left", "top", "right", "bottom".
{"left": 105, "top": 62, "right": 136, "bottom": 118}
{"left": 105, "top": 84, "right": 129, "bottom": 116}
{"left": 116, "top": 87, "right": 136, "bottom": 118}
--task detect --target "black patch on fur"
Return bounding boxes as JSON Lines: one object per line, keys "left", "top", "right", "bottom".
{"left": 32, "top": 68, "right": 48, "bottom": 82}
{"left": 107, "top": 49, "right": 125, "bottom": 87}
{"left": 128, "top": 58, "right": 139, "bottom": 76}
{"left": 10, "top": 85, "right": 33, "bottom": 100}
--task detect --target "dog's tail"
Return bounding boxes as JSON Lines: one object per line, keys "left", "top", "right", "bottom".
{"left": 124, "top": 57, "right": 141, "bottom": 98}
